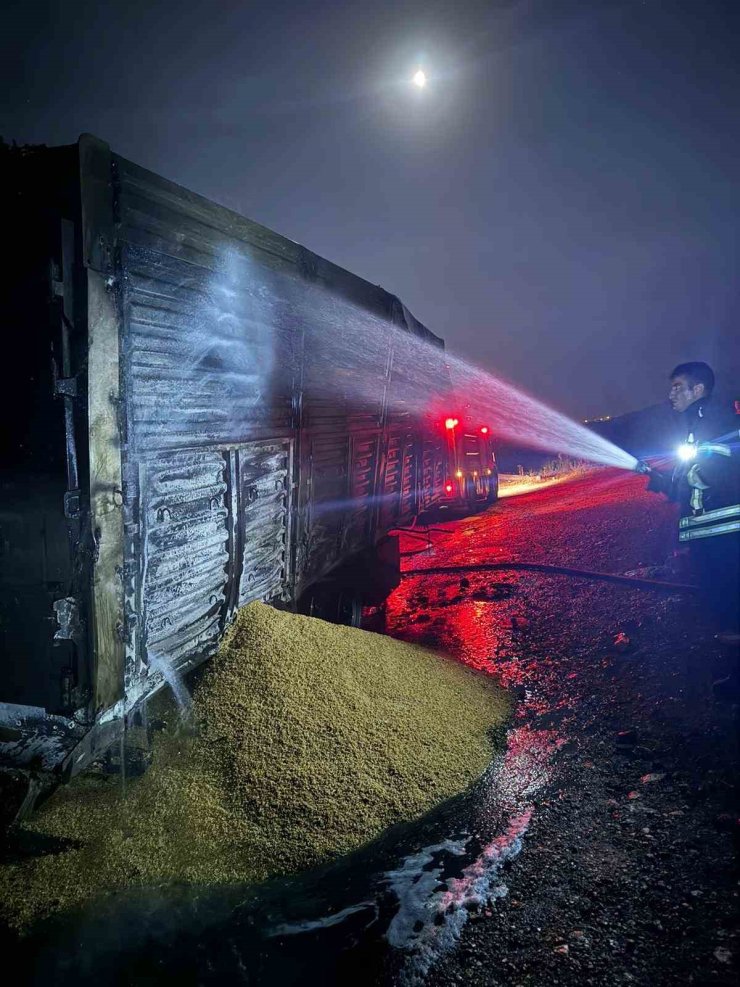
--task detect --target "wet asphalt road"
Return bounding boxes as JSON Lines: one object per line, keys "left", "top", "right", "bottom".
{"left": 382, "top": 469, "right": 739, "bottom": 986}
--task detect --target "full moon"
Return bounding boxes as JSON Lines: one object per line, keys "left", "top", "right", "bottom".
{"left": 412, "top": 69, "right": 427, "bottom": 88}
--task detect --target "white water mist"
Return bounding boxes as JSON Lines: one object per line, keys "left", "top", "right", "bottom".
{"left": 147, "top": 652, "right": 192, "bottom": 716}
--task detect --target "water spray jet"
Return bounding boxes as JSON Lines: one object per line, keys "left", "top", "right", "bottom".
{"left": 310, "top": 295, "right": 638, "bottom": 471}
{"left": 147, "top": 652, "right": 193, "bottom": 717}
{"left": 166, "top": 246, "right": 636, "bottom": 475}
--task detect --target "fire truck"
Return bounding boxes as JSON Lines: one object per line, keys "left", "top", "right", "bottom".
{"left": 441, "top": 417, "right": 499, "bottom": 508}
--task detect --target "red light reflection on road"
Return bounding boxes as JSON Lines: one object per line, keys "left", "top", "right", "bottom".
{"left": 438, "top": 807, "right": 533, "bottom": 913}
{"left": 385, "top": 573, "right": 536, "bottom": 687}
{"left": 387, "top": 724, "right": 563, "bottom": 978}
{"left": 487, "top": 725, "right": 566, "bottom": 812}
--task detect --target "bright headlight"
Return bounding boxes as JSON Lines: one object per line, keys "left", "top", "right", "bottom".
{"left": 677, "top": 443, "right": 696, "bottom": 462}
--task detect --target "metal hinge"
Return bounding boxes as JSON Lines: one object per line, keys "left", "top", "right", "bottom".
{"left": 53, "top": 597, "right": 82, "bottom": 644}
{"left": 54, "top": 376, "right": 78, "bottom": 399}
{"left": 64, "top": 490, "right": 81, "bottom": 519}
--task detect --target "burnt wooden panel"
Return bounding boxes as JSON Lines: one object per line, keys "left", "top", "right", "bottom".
{"left": 300, "top": 302, "right": 391, "bottom": 429}
{"left": 115, "top": 156, "right": 301, "bottom": 274}
{"left": 300, "top": 430, "right": 350, "bottom": 582}
{"left": 80, "top": 136, "right": 126, "bottom": 713}
{"left": 121, "top": 244, "right": 295, "bottom": 451}
{"left": 421, "top": 435, "right": 445, "bottom": 509}
{"left": 399, "top": 434, "right": 418, "bottom": 519}
{"left": 343, "top": 432, "right": 380, "bottom": 554}
{"left": 139, "top": 450, "right": 229, "bottom": 666}
{"left": 379, "top": 432, "right": 403, "bottom": 532}
{"left": 111, "top": 142, "right": 449, "bottom": 686}
{"left": 377, "top": 431, "right": 418, "bottom": 531}
{"left": 115, "top": 156, "right": 302, "bottom": 684}
{"left": 237, "top": 440, "right": 292, "bottom": 606}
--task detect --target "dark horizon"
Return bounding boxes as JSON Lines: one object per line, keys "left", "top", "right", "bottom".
{"left": 3, "top": 0, "right": 739, "bottom": 420}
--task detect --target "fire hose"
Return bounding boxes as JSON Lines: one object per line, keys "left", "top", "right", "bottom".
{"left": 401, "top": 561, "right": 697, "bottom": 593}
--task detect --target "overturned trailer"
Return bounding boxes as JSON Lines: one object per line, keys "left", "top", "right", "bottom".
{"left": 0, "top": 135, "right": 456, "bottom": 800}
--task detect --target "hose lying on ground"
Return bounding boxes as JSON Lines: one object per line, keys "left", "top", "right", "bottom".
{"left": 391, "top": 527, "right": 453, "bottom": 540}
{"left": 390, "top": 526, "right": 455, "bottom": 558}
{"left": 401, "top": 561, "right": 697, "bottom": 593}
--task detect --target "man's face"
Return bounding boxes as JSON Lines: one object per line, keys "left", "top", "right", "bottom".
{"left": 669, "top": 375, "right": 704, "bottom": 413}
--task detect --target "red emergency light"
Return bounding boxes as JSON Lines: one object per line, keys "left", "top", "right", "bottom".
{"left": 480, "top": 426, "right": 489, "bottom": 434}
{"left": 445, "top": 418, "right": 459, "bottom": 430}
{"left": 444, "top": 481, "right": 454, "bottom": 494}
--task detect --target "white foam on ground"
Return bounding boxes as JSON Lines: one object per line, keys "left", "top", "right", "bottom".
{"left": 268, "top": 900, "right": 379, "bottom": 936}
{"left": 385, "top": 727, "right": 562, "bottom": 982}
{"left": 386, "top": 810, "right": 532, "bottom": 984}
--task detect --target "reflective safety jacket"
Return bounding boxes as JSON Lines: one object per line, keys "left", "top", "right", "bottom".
{"left": 678, "top": 503, "right": 740, "bottom": 543}
{"left": 646, "top": 398, "right": 740, "bottom": 543}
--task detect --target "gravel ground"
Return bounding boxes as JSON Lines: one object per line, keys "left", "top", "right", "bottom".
{"left": 386, "top": 469, "right": 739, "bottom": 987}
{"left": 3, "top": 469, "right": 737, "bottom": 986}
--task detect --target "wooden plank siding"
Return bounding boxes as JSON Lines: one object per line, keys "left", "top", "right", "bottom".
{"left": 81, "top": 136, "right": 448, "bottom": 702}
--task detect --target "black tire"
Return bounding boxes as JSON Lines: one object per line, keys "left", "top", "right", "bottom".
{"left": 337, "top": 590, "right": 363, "bottom": 628}
{"left": 298, "top": 583, "right": 362, "bottom": 628}
{"left": 486, "top": 474, "right": 499, "bottom": 504}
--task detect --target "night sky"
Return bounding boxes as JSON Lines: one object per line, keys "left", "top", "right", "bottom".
{"left": 3, "top": 0, "right": 739, "bottom": 419}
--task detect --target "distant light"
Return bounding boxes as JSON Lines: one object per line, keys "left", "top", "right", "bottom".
{"left": 677, "top": 443, "right": 696, "bottom": 462}
{"left": 480, "top": 426, "right": 489, "bottom": 434}
{"left": 445, "top": 483, "right": 453, "bottom": 494}
{"left": 445, "top": 417, "right": 459, "bottom": 430}
{"left": 412, "top": 69, "right": 427, "bottom": 88}
{"left": 455, "top": 469, "right": 463, "bottom": 478}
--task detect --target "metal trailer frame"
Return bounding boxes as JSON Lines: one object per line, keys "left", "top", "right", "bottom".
{"left": 0, "top": 135, "right": 450, "bottom": 804}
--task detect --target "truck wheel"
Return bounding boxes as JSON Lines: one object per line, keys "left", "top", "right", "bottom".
{"left": 298, "top": 584, "right": 363, "bottom": 628}
{"left": 486, "top": 475, "right": 499, "bottom": 504}
{"left": 337, "top": 590, "right": 363, "bottom": 628}
{"left": 465, "top": 477, "right": 478, "bottom": 510}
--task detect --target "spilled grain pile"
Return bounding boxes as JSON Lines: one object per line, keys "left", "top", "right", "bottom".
{"left": 0, "top": 603, "right": 509, "bottom": 929}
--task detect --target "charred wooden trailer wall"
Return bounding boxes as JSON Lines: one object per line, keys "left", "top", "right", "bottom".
{"left": 0, "top": 135, "right": 448, "bottom": 780}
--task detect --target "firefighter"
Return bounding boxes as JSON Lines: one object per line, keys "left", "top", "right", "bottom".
{"left": 643, "top": 362, "right": 740, "bottom": 637}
